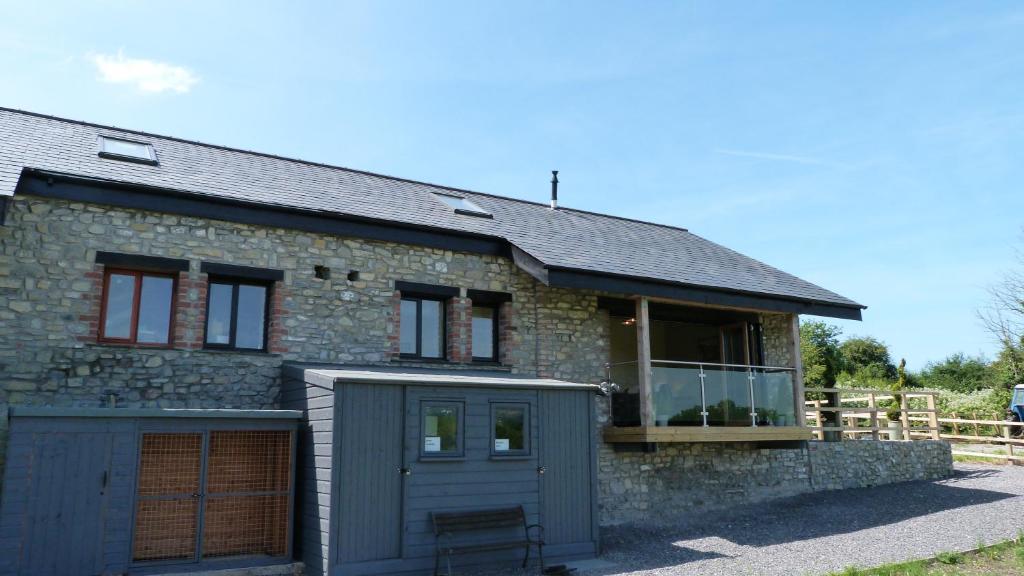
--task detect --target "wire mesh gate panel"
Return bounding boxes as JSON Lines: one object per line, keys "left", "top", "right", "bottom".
{"left": 132, "top": 430, "right": 293, "bottom": 564}
{"left": 133, "top": 433, "right": 203, "bottom": 562}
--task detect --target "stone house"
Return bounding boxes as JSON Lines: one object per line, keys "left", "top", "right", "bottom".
{"left": 0, "top": 108, "right": 944, "bottom": 576}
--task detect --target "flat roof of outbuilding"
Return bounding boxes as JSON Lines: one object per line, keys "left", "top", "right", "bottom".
{"left": 8, "top": 407, "right": 303, "bottom": 419}
{"left": 286, "top": 363, "right": 601, "bottom": 392}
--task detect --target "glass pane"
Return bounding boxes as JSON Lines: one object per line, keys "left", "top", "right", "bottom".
{"left": 435, "top": 193, "right": 489, "bottom": 215}
{"left": 423, "top": 405, "right": 458, "bottom": 453}
{"left": 704, "top": 366, "right": 754, "bottom": 426}
{"left": 650, "top": 365, "right": 705, "bottom": 426}
{"left": 420, "top": 300, "right": 443, "bottom": 358}
{"left": 103, "top": 273, "right": 136, "bottom": 338}
{"left": 609, "top": 317, "right": 641, "bottom": 427}
{"left": 206, "top": 283, "right": 234, "bottom": 345}
{"left": 472, "top": 306, "right": 495, "bottom": 359}
{"left": 102, "top": 137, "right": 152, "bottom": 160}
{"left": 494, "top": 406, "right": 525, "bottom": 452}
{"left": 235, "top": 285, "right": 267, "bottom": 349}
{"left": 137, "top": 275, "right": 173, "bottom": 344}
{"left": 753, "top": 369, "right": 797, "bottom": 426}
{"left": 400, "top": 299, "right": 418, "bottom": 354}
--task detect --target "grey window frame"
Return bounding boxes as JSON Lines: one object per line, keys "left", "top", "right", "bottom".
{"left": 419, "top": 400, "right": 465, "bottom": 460}
{"left": 399, "top": 296, "right": 447, "bottom": 360}
{"left": 490, "top": 402, "right": 530, "bottom": 458}
{"left": 202, "top": 277, "right": 271, "bottom": 352}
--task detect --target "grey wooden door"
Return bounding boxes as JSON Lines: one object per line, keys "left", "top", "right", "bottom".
{"left": 538, "top": 390, "right": 596, "bottom": 553}
{"left": 336, "top": 383, "right": 405, "bottom": 564}
{"left": 18, "top": 430, "right": 113, "bottom": 576}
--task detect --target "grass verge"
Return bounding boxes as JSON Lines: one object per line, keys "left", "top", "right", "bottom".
{"left": 826, "top": 535, "right": 1024, "bottom": 576}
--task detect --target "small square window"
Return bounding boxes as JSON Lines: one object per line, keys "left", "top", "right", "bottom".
{"left": 98, "top": 136, "right": 158, "bottom": 165}
{"left": 421, "top": 402, "right": 464, "bottom": 458}
{"left": 433, "top": 193, "right": 491, "bottom": 218}
{"left": 204, "top": 279, "right": 270, "bottom": 351}
{"left": 491, "top": 403, "right": 529, "bottom": 456}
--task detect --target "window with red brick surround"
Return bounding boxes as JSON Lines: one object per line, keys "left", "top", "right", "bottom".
{"left": 98, "top": 268, "right": 178, "bottom": 347}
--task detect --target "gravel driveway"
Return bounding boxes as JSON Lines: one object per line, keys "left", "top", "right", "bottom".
{"left": 485, "top": 464, "right": 1024, "bottom": 576}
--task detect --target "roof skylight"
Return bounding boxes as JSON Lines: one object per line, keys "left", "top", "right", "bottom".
{"left": 433, "top": 193, "right": 491, "bottom": 218}
{"left": 98, "top": 135, "right": 158, "bottom": 165}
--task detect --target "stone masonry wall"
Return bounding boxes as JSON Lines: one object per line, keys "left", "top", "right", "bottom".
{"left": 761, "top": 312, "right": 795, "bottom": 367}
{"left": 599, "top": 442, "right": 811, "bottom": 525}
{"left": 808, "top": 439, "right": 953, "bottom": 491}
{"left": 600, "top": 439, "right": 954, "bottom": 526}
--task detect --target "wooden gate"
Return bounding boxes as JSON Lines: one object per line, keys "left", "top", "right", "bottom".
{"left": 2, "top": 427, "right": 117, "bottom": 575}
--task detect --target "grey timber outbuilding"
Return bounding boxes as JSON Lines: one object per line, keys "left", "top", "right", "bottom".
{"left": 0, "top": 408, "right": 301, "bottom": 576}
{"left": 281, "top": 364, "right": 602, "bottom": 576}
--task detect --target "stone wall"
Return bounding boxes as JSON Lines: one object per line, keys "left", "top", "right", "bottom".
{"left": 760, "top": 312, "right": 796, "bottom": 367}
{"left": 0, "top": 195, "right": 541, "bottom": 412}
{"left": 808, "top": 439, "right": 953, "bottom": 491}
{"left": 599, "top": 439, "right": 954, "bottom": 526}
{"left": 599, "top": 442, "right": 811, "bottom": 525}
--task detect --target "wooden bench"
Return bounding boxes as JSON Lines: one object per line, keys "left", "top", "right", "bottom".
{"left": 430, "top": 506, "right": 544, "bottom": 575}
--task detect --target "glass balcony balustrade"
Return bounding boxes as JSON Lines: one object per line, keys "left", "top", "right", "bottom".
{"left": 609, "top": 360, "right": 797, "bottom": 428}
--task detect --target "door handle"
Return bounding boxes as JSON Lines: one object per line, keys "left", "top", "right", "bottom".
{"left": 398, "top": 467, "right": 412, "bottom": 476}
{"left": 537, "top": 466, "right": 547, "bottom": 475}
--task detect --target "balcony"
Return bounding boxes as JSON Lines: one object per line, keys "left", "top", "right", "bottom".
{"left": 601, "top": 297, "right": 809, "bottom": 443}
{"left": 604, "top": 360, "right": 810, "bottom": 442}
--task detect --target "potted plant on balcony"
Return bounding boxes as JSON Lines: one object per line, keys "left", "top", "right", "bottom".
{"left": 885, "top": 359, "right": 907, "bottom": 440}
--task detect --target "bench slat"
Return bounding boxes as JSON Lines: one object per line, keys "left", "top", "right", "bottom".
{"left": 431, "top": 504, "right": 542, "bottom": 570}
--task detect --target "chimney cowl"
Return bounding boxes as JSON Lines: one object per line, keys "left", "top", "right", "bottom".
{"left": 550, "top": 170, "right": 559, "bottom": 210}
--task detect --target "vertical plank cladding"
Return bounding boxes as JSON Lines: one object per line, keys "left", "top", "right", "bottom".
{"left": 281, "top": 376, "right": 335, "bottom": 576}
{"left": 0, "top": 418, "right": 134, "bottom": 576}
{"left": 401, "top": 387, "right": 540, "bottom": 568}
{"left": 336, "top": 383, "right": 404, "bottom": 565}
{"left": 539, "top": 390, "right": 596, "bottom": 555}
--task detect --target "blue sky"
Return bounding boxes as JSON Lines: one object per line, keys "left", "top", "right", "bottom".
{"left": 2, "top": 1, "right": 1022, "bottom": 370}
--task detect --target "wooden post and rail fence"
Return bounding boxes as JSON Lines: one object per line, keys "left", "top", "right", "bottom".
{"left": 804, "top": 387, "right": 1024, "bottom": 465}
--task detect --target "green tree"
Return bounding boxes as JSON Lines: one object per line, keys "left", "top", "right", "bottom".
{"left": 800, "top": 321, "right": 843, "bottom": 388}
{"left": 840, "top": 336, "right": 897, "bottom": 379}
{"left": 916, "top": 353, "right": 994, "bottom": 393}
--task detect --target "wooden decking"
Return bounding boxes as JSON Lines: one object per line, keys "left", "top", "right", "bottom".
{"left": 603, "top": 425, "right": 813, "bottom": 443}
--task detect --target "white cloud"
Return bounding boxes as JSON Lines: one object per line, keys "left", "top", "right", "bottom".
{"left": 712, "top": 148, "right": 848, "bottom": 169}
{"left": 90, "top": 51, "right": 199, "bottom": 94}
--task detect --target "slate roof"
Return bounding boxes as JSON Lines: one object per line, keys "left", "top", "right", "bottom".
{"left": 0, "top": 107, "right": 863, "bottom": 313}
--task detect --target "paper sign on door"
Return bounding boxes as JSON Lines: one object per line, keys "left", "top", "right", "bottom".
{"left": 494, "top": 438, "right": 510, "bottom": 452}
{"left": 425, "top": 436, "right": 442, "bottom": 452}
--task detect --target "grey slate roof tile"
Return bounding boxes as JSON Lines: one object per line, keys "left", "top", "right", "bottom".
{"left": 0, "top": 107, "right": 862, "bottom": 310}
